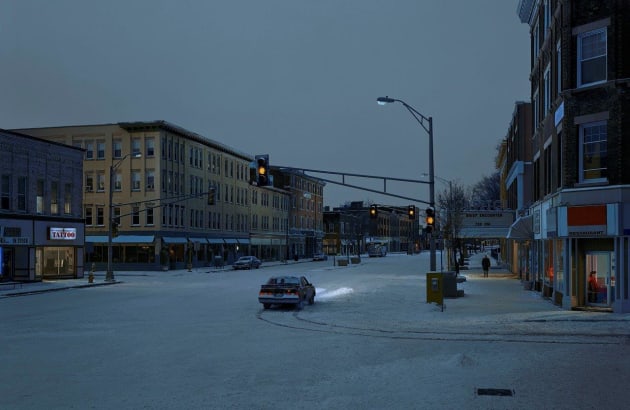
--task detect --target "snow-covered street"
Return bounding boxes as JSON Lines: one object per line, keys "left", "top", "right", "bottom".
{"left": 2, "top": 253, "right": 629, "bottom": 409}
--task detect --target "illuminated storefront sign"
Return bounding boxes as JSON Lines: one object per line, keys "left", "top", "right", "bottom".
{"left": 49, "top": 227, "right": 77, "bottom": 240}
{"left": 567, "top": 205, "right": 606, "bottom": 237}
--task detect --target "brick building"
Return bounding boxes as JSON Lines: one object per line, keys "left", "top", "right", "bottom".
{"left": 517, "top": 0, "right": 630, "bottom": 312}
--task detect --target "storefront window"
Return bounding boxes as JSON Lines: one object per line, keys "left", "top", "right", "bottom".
{"left": 37, "top": 246, "right": 75, "bottom": 278}
{"left": 554, "top": 240, "right": 564, "bottom": 291}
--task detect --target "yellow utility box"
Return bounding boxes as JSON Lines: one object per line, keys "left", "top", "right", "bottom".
{"left": 426, "top": 272, "right": 443, "bottom": 305}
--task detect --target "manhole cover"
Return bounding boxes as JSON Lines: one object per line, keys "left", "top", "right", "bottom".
{"left": 476, "top": 388, "right": 514, "bottom": 397}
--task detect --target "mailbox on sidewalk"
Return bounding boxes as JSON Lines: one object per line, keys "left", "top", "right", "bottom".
{"left": 426, "top": 272, "right": 443, "bottom": 305}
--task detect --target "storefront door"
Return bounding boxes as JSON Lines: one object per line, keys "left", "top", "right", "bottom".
{"left": 586, "top": 252, "right": 614, "bottom": 306}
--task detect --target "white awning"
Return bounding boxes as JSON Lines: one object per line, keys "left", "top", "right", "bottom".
{"left": 507, "top": 215, "right": 533, "bottom": 240}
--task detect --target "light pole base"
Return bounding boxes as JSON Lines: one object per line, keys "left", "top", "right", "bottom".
{"left": 104, "top": 271, "right": 115, "bottom": 282}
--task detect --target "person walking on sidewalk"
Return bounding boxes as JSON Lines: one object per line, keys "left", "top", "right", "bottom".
{"left": 482, "top": 254, "right": 491, "bottom": 277}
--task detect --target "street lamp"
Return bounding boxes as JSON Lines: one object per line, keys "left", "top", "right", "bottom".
{"left": 377, "top": 96, "right": 436, "bottom": 271}
{"left": 106, "top": 152, "right": 142, "bottom": 282}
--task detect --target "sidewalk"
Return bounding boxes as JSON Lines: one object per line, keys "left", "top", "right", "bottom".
{"left": 0, "top": 258, "right": 305, "bottom": 298}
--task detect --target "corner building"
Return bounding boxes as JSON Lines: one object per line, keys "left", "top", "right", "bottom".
{"left": 0, "top": 130, "right": 85, "bottom": 281}
{"left": 518, "top": 0, "right": 630, "bottom": 312}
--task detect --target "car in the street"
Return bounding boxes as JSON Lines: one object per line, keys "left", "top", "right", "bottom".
{"left": 258, "top": 275, "right": 316, "bottom": 310}
{"left": 232, "top": 256, "right": 261, "bottom": 270}
{"left": 312, "top": 252, "right": 328, "bottom": 261}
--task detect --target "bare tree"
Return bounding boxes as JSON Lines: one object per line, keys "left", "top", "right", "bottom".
{"left": 470, "top": 171, "right": 501, "bottom": 207}
{"left": 436, "top": 181, "right": 467, "bottom": 270}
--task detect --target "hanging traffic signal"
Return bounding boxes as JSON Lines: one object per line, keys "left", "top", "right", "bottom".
{"left": 255, "top": 154, "right": 269, "bottom": 186}
{"left": 425, "top": 207, "right": 435, "bottom": 233}
{"left": 207, "top": 188, "right": 216, "bottom": 205}
{"left": 369, "top": 204, "right": 378, "bottom": 219}
{"left": 408, "top": 205, "right": 416, "bottom": 220}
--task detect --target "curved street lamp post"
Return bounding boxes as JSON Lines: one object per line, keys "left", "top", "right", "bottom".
{"left": 377, "top": 96, "right": 436, "bottom": 271}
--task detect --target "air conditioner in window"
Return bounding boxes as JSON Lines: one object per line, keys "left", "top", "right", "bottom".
{"left": 85, "top": 187, "right": 93, "bottom": 192}
{"left": 147, "top": 184, "right": 154, "bottom": 190}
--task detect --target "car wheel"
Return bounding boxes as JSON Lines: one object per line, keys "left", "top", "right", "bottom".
{"left": 263, "top": 303, "right": 271, "bottom": 309}
{"left": 308, "top": 294, "right": 315, "bottom": 305}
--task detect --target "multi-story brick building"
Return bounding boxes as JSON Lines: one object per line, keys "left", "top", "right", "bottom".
{"left": 517, "top": 0, "right": 630, "bottom": 312}
{"left": 15, "top": 121, "right": 325, "bottom": 272}
{"left": 0, "top": 129, "right": 85, "bottom": 281}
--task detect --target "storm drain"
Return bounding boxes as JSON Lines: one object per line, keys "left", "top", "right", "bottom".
{"left": 476, "top": 388, "right": 514, "bottom": 397}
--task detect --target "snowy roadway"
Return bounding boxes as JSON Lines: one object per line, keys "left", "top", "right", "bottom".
{"left": 1, "top": 252, "right": 629, "bottom": 409}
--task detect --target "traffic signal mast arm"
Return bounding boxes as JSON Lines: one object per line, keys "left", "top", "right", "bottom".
{"left": 276, "top": 166, "right": 432, "bottom": 205}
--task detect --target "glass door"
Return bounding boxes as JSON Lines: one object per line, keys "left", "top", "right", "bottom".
{"left": 585, "top": 252, "right": 614, "bottom": 306}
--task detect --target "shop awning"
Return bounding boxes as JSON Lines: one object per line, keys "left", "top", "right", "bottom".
{"left": 459, "top": 227, "right": 511, "bottom": 239}
{"left": 237, "top": 238, "right": 250, "bottom": 245}
{"left": 163, "top": 237, "right": 189, "bottom": 244}
{"left": 223, "top": 238, "right": 239, "bottom": 244}
{"left": 207, "top": 238, "right": 224, "bottom": 244}
{"left": 506, "top": 215, "right": 533, "bottom": 240}
{"left": 86, "top": 235, "right": 108, "bottom": 243}
{"left": 85, "top": 235, "right": 154, "bottom": 244}
{"left": 114, "top": 235, "right": 155, "bottom": 244}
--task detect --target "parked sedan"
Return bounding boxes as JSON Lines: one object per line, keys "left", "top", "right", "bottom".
{"left": 313, "top": 252, "right": 328, "bottom": 261}
{"left": 232, "top": 256, "right": 261, "bottom": 270}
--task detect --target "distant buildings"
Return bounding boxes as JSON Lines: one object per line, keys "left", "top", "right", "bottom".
{"left": 323, "top": 201, "right": 420, "bottom": 256}
{"left": 12, "top": 121, "right": 324, "bottom": 274}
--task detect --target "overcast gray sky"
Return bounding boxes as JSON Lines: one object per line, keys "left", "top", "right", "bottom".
{"left": 0, "top": 0, "right": 530, "bottom": 208}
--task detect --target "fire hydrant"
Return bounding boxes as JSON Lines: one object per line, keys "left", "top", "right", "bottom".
{"left": 88, "top": 263, "right": 95, "bottom": 283}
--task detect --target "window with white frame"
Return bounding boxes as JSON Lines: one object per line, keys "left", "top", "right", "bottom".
{"left": 114, "top": 173, "right": 122, "bottom": 191}
{"left": 578, "top": 28, "right": 607, "bottom": 87}
{"left": 97, "top": 141, "right": 105, "bottom": 159}
{"left": 97, "top": 173, "right": 105, "bottom": 192}
{"left": 132, "top": 138, "right": 141, "bottom": 156}
{"left": 113, "top": 140, "right": 122, "bottom": 158}
{"left": 146, "top": 137, "right": 155, "bottom": 157}
{"left": 85, "top": 141, "right": 94, "bottom": 160}
{"left": 132, "top": 171, "right": 141, "bottom": 191}
{"left": 580, "top": 121, "right": 607, "bottom": 182}
{"left": 85, "top": 206, "right": 93, "bottom": 226}
{"left": 146, "top": 170, "right": 155, "bottom": 190}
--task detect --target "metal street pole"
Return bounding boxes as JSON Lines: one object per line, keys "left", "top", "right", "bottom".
{"left": 106, "top": 153, "right": 141, "bottom": 282}
{"left": 377, "top": 96, "right": 436, "bottom": 271}
{"left": 106, "top": 163, "right": 115, "bottom": 282}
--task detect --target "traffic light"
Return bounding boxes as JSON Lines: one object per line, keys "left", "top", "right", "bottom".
{"left": 425, "top": 207, "right": 435, "bottom": 233}
{"left": 408, "top": 205, "right": 416, "bottom": 220}
{"left": 111, "top": 220, "right": 119, "bottom": 238}
{"left": 255, "top": 154, "right": 269, "bottom": 186}
{"left": 207, "top": 188, "right": 215, "bottom": 205}
{"left": 369, "top": 204, "right": 378, "bottom": 219}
